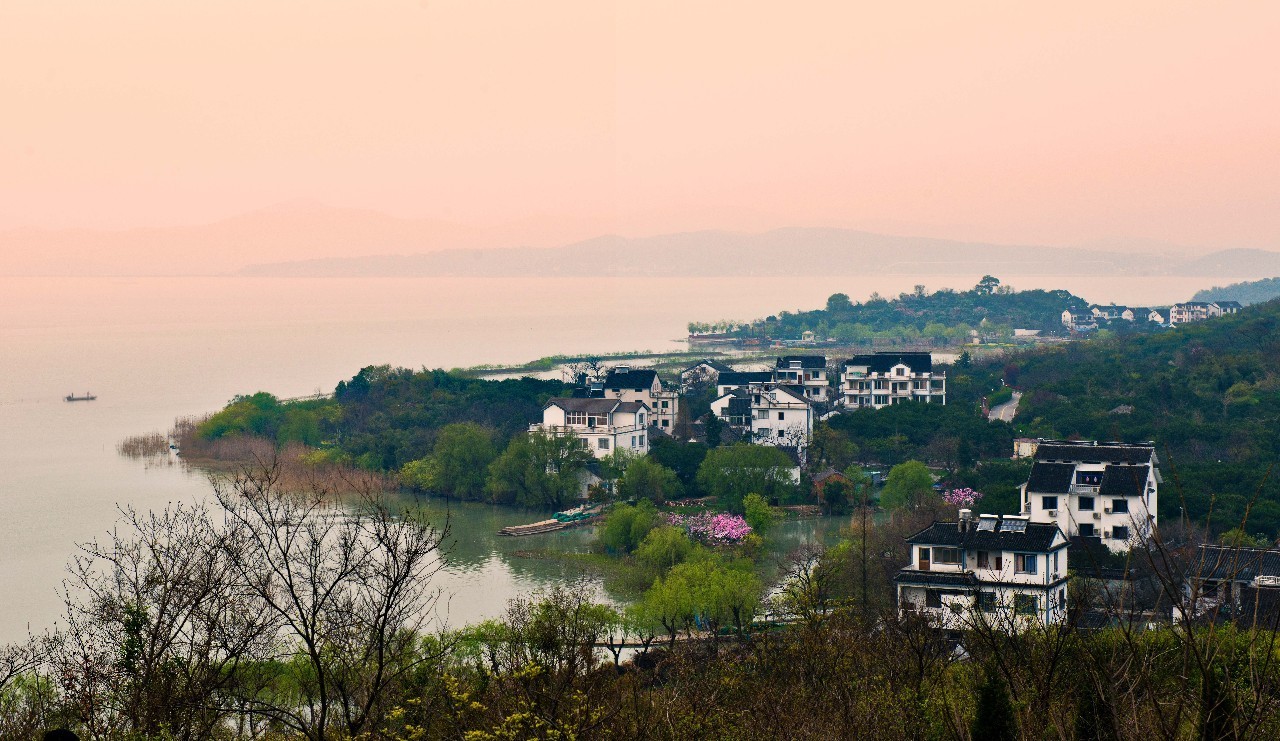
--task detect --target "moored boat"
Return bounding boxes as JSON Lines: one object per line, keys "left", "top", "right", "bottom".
{"left": 65, "top": 392, "right": 97, "bottom": 402}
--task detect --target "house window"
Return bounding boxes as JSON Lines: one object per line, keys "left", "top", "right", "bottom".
{"left": 756, "top": 410, "right": 770, "bottom": 420}
{"left": 631, "top": 436, "right": 637, "bottom": 447}
{"left": 1042, "top": 496, "right": 1058, "bottom": 511}
{"left": 1078, "top": 496, "right": 1095, "bottom": 511}
{"left": 597, "top": 438, "right": 610, "bottom": 450}
{"left": 638, "top": 435, "right": 645, "bottom": 447}
{"left": 977, "top": 551, "right": 989, "bottom": 568}
{"left": 638, "top": 414, "right": 645, "bottom": 425}
{"left": 1053, "top": 551, "right": 1059, "bottom": 573}
{"left": 976, "top": 591, "right": 997, "bottom": 612}
{"left": 934, "top": 548, "right": 961, "bottom": 564}
{"left": 756, "top": 427, "right": 771, "bottom": 438}
{"left": 1016, "top": 554, "right": 1037, "bottom": 574}
{"left": 778, "top": 412, "right": 785, "bottom": 421}
{"left": 896, "top": 367, "right": 905, "bottom": 376}
{"left": 1111, "top": 499, "right": 1129, "bottom": 514}
{"left": 1077, "top": 472, "right": 1103, "bottom": 486}
{"left": 1058, "top": 589, "right": 1066, "bottom": 610}
{"left": 566, "top": 411, "right": 587, "bottom": 425}
{"left": 925, "top": 591, "right": 942, "bottom": 609}
{"left": 661, "top": 419, "right": 669, "bottom": 427}
{"left": 1112, "top": 525, "right": 1130, "bottom": 540}
{"left": 1014, "top": 594, "right": 1038, "bottom": 616}
{"left": 661, "top": 400, "right": 669, "bottom": 408}
{"left": 1079, "top": 523, "right": 1095, "bottom": 537}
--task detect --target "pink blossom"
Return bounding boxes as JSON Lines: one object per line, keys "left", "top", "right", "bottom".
{"left": 943, "top": 487, "right": 984, "bottom": 507}
{"left": 666, "top": 511, "right": 752, "bottom": 544}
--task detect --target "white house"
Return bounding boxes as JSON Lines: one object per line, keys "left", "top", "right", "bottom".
{"left": 1148, "top": 308, "right": 1167, "bottom": 324}
{"left": 601, "top": 366, "right": 679, "bottom": 431}
{"left": 1090, "top": 304, "right": 1130, "bottom": 321}
{"left": 748, "top": 383, "right": 814, "bottom": 447}
{"left": 1210, "top": 300, "right": 1243, "bottom": 317}
{"left": 715, "top": 370, "right": 774, "bottom": 398}
{"left": 1020, "top": 440, "right": 1159, "bottom": 553}
{"left": 1061, "top": 310, "right": 1098, "bottom": 331}
{"left": 1170, "top": 302, "right": 1212, "bottom": 324}
{"left": 773, "top": 356, "right": 831, "bottom": 403}
{"left": 896, "top": 511, "right": 1070, "bottom": 631}
{"left": 838, "top": 352, "right": 945, "bottom": 409}
{"left": 533, "top": 398, "right": 650, "bottom": 459}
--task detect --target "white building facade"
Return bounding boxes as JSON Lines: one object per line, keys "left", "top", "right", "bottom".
{"left": 1020, "top": 440, "right": 1159, "bottom": 553}
{"left": 773, "top": 356, "right": 831, "bottom": 403}
{"left": 533, "top": 398, "right": 650, "bottom": 459}
{"left": 601, "top": 366, "right": 679, "bottom": 431}
{"left": 839, "top": 352, "right": 945, "bottom": 409}
{"left": 896, "top": 512, "right": 1070, "bottom": 631}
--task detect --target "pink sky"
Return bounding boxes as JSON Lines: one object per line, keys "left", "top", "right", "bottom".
{"left": 1, "top": 1, "right": 1277, "bottom": 249}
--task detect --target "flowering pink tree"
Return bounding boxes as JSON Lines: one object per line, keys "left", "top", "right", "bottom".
{"left": 943, "top": 487, "right": 983, "bottom": 507}
{"left": 666, "top": 512, "right": 752, "bottom": 544}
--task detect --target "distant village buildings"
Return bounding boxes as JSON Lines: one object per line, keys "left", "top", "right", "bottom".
{"left": 1065, "top": 300, "right": 1241, "bottom": 329}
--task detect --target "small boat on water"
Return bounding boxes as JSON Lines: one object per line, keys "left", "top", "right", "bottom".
{"left": 65, "top": 392, "right": 97, "bottom": 402}
{"left": 498, "top": 504, "right": 603, "bottom": 536}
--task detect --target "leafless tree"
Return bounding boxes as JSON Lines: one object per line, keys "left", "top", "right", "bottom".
{"left": 212, "top": 460, "right": 448, "bottom": 740}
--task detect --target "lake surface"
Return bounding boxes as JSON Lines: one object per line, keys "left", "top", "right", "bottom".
{"left": 0, "top": 273, "right": 1232, "bottom": 642}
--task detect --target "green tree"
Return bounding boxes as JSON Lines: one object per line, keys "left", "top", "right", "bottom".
{"left": 975, "top": 275, "right": 1001, "bottom": 295}
{"left": 696, "top": 444, "right": 799, "bottom": 512}
{"left": 809, "top": 422, "right": 857, "bottom": 472}
{"left": 486, "top": 430, "right": 592, "bottom": 509}
{"left": 825, "top": 292, "right": 853, "bottom": 313}
{"left": 634, "top": 526, "right": 695, "bottom": 572}
{"left": 428, "top": 423, "right": 496, "bottom": 499}
{"left": 879, "top": 460, "right": 935, "bottom": 510}
{"left": 972, "top": 665, "right": 1018, "bottom": 741}
{"left": 742, "top": 493, "right": 778, "bottom": 535}
{"left": 618, "top": 456, "right": 683, "bottom": 503}
{"left": 399, "top": 456, "right": 442, "bottom": 492}
{"left": 599, "top": 500, "right": 660, "bottom": 553}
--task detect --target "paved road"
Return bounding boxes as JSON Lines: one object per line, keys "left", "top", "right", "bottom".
{"left": 988, "top": 390, "right": 1022, "bottom": 422}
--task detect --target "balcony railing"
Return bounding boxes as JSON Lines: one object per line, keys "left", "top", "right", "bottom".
{"left": 532, "top": 422, "right": 645, "bottom": 435}
{"left": 1071, "top": 484, "right": 1101, "bottom": 494}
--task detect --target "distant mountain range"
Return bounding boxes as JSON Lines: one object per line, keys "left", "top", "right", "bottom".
{"left": 237, "top": 229, "right": 1280, "bottom": 279}
{"left": 1192, "top": 276, "right": 1280, "bottom": 305}
{"left": 3, "top": 202, "right": 1279, "bottom": 279}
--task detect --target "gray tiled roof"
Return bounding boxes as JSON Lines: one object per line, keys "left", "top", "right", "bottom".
{"left": 842, "top": 352, "right": 933, "bottom": 374}
{"left": 1190, "top": 545, "right": 1280, "bottom": 581}
{"left": 546, "top": 398, "right": 647, "bottom": 414}
{"left": 1027, "top": 462, "right": 1075, "bottom": 493}
{"left": 1099, "top": 465, "right": 1150, "bottom": 497}
{"left": 1034, "top": 441, "right": 1155, "bottom": 465}
{"left": 893, "top": 571, "right": 979, "bottom": 587}
{"left": 603, "top": 368, "right": 658, "bottom": 390}
{"left": 907, "top": 518, "right": 1063, "bottom": 552}
{"left": 775, "top": 355, "right": 827, "bottom": 369}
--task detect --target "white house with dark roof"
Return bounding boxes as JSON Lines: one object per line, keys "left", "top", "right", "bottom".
{"left": 710, "top": 381, "right": 814, "bottom": 448}
{"left": 715, "top": 370, "right": 775, "bottom": 398}
{"left": 1210, "top": 300, "right": 1243, "bottom": 317}
{"left": 533, "top": 397, "right": 650, "bottom": 458}
{"left": 838, "top": 352, "right": 945, "bottom": 409}
{"left": 773, "top": 356, "right": 831, "bottom": 403}
{"left": 1061, "top": 310, "right": 1099, "bottom": 332}
{"left": 601, "top": 365, "right": 679, "bottom": 431}
{"left": 896, "top": 511, "right": 1070, "bottom": 631}
{"left": 1170, "top": 301, "right": 1212, "bottom": 324}
{"left": 1020, "top": 440, "right": 1159, "bottom": 553}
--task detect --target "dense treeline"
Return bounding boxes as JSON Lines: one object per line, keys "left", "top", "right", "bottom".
{"left": 994, "top": 299, "right": 1280, "bottom": 535}
{"left": 717, "top": 276, "right": 1090, "bottom": 342}
{"left": 196, "top": 365, "right": 569, "bottom": 471}
{"left": 1193, "top": 276, "right": 1280, "bottom": 306}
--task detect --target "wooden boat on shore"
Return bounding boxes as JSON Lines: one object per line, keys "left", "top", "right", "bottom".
{"left": 498, "top": 504, "right": 603, "bottom": 536}
{"left": 65, "top": 392, "right": 97, "bottom": 402}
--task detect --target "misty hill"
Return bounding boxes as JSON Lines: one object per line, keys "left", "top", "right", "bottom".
{"left": 237, "top": 227, "right": 1265, "bottom": 279}
{"left": 1192, "top": 276, "right": 1280, "bottom": 305}
{"left": 0, "top": 201, "right": 487, "bottom": 277}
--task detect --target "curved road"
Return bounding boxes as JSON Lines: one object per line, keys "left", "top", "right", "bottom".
{"left": 988, "top": 390, "right": 1022, "bottom": 423}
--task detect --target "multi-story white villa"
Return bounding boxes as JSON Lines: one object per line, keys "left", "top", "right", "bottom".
{"left": 1210, "top": 300, "right": 1243, "bottom": 317}
{"left": 1020, "top": 440, "right": 1158, "bottom": 553}
{"left": 532, "top": 398, "right": 650, "bottom": 459}
{"left": 601, "top": 366, "right": 679, "bottom": 431}
{"left": 838, "top": 352, "right": 945, "bottom": 409}
{"left": 1170, "top": 302, "right": 1212, "bottom": 324}
{"left": 773, "top": 356, "right": 831, "bottom": 403}
{"left": 896, "top": 511, "right": 1069, "bottom": 631}
{"left": 747, "top": 383, "right": 813, "bottom": 446}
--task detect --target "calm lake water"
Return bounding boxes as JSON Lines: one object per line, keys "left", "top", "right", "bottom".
{"left": 0, "top": 273, "right": 1232, "bottom": 642}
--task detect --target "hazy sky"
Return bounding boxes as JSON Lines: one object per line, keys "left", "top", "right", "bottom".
{"left": 2, "top": 1, "right": 1277, "bottom": 249}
